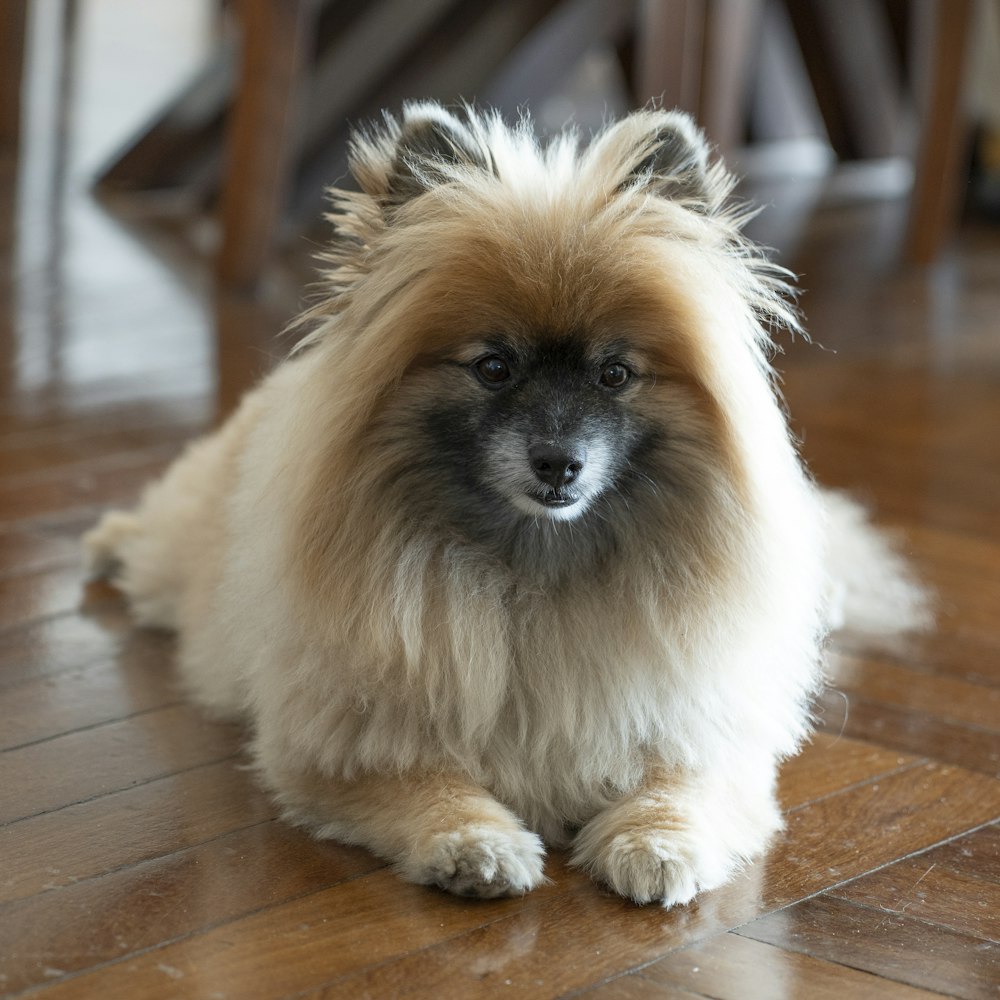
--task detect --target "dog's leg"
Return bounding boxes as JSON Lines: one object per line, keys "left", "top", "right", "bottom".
{"left": 571, "top": 758, "right": 780, "bottom": 906}
{"left": 269, "top": 765, "right": 546, "bottom": 898}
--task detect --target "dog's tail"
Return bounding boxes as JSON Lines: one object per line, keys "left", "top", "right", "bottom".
{"left": 820, "top": 489, "right": 932, "bottom": 638}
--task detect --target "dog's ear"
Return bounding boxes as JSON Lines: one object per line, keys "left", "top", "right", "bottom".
{"left": 387, "top": 104, "right": 493, "bottom": 205}
{"left": 607, "top": 110, "right": 722, "bottom": 211}
{"left": 350, "top": 103, "right": 491, "bottom": 209}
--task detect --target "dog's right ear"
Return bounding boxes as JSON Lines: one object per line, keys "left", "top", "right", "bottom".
{"left": 349, "top": 103, "right": 491, "bottom": 210}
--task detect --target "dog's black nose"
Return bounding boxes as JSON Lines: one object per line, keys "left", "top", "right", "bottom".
{"left": 529, "top": 444, "right": 584, "bottom": 489}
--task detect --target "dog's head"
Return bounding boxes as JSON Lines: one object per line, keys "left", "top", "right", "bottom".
{"left": 294, "top": 104, "right": 798, "bottom": 572}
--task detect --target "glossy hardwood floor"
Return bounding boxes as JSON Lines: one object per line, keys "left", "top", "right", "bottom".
{"left": 3, "top": 19, "right": 1000, "bottom": 1000}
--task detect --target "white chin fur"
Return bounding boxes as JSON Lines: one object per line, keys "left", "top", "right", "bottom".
{"left": 511, "top": 493, "right": 591, "bottom": 522}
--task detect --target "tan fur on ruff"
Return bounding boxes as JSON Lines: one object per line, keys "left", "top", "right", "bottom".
{"left": 85, "top": 105, "right": 927, "bottom": 905}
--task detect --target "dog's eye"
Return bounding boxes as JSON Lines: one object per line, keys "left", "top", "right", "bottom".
{"left": 599, "top": 362, "right": 631, "bottom": 389}
{"left": 475, "top": 355, "right": 511, "bottom": 385}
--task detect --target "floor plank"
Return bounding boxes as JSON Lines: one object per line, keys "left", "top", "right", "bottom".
{"left": 0, "top": 823, "right": 380, "bottom": 996}
{"left": 0, "top": 527, "right": 81, "bottom": 579}
{"left": 828, "top": 823, "right": 1000, "bottom": 943}
{"left": 580, "top": 977, "right": 708, "bottom": 1000}
{"left": 0, "top": 451, "right": 174, "bottom": 530}
{"left": 0, "top": 604, "right": 137, "bottom": 689}
{"left": 0, "top": 703, "right": 241, "bottom": 823}
{"left": 0, "top": 759, "right": 270, "bottom": 905}
{"left": 632, "top": 932, "right": 950, "bottom": 999}
{"left": 0, "top": 656, "right": 180, "bottom": 751}
{"left": 738, "top": 894, "right": 999, "bottom": 1000}
{"left": 776, "top": 731, "right": 919, "bottom": 811}
{"left": 826, "top": 653, "right": 1000, "bottom": 732}
{"left": 814, "top": 690, "right": 1000, "bottom": 777}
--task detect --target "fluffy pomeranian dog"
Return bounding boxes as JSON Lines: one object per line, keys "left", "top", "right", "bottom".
{"left": 85, "top": 104, "right": 926, "bottom": 905}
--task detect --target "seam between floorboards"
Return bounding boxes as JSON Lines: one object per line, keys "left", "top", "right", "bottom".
{"left": 784, "top": 756, "right": 931, "bottom": 815}
{"left": 821, "top": 879, "right": 1000, "bottom": 945}
{"left": 0, "top": 815, "right": 280, "bottom": 912}
{"left": 0, "top": 698, "right": 187, "bottom": 753}
{"left": 0, "top": 751, "right": 245, "bottom": 829}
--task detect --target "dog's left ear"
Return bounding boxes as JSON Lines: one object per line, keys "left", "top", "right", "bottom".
{"left": 606, "top": 110, "right": 722, "bottom": 212}
{"left": 350, "top": 103, "right": 491, "bottom": 210}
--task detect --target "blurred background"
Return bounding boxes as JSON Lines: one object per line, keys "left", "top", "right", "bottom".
{"left": 4, "top": 0, "right": 1000, "bottom": 301}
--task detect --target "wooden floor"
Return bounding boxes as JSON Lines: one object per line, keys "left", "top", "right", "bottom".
{"left": 3, "top": 26, "right": 1000, "bottom": 1000}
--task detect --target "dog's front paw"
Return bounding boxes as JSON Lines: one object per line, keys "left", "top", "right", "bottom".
{"left": 573, "top": 825, "right": 732, "bottom": 906}
{"left": 401, "top": 825, "right": 546, "bottom": 899}
{"left": 571, "top": 778, "right": 754, "bottom": 907}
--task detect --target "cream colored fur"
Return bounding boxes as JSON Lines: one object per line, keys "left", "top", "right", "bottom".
{"left": 84, "top": 105, "right": 927, "bottom": 905}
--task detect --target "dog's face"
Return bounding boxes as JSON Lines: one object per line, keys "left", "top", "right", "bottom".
{"left": 297, "top": 104, "right": 796, "bottom": 574}
{"left": 368, "top": 276, "right": 722, "bottom": 561}
{"left": 419, "top": 332, "right": 651, "bottom": 524}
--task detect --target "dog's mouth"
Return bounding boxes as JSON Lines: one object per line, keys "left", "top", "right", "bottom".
{"left": 507, "top": 485, "right": 589, "bottom": 522}
{"left": 533, "top": 489, "right": 581, "bottom": 510}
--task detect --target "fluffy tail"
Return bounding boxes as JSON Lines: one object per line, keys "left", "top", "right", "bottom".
{"left": 821, "top": 490, "right": 932, "bottom": 638}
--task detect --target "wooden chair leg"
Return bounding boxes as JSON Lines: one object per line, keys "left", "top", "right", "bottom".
{"left": 698, "top": 0, "right": 763, "bottom": 154}
{"left": 904, "top": 0, "right": 974, "bottom": 266}
{"left": 216, "top": 0, "right": 312, "bottom": 293}
{"left": 0, "top": 0, "right": 28, "bottom": 148}
{"left": 635, "top": 0, "right": 706, "bottom": 117}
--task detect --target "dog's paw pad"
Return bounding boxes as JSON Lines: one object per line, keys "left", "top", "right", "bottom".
{"left": 405, "top": 825, "right": 546, "bottom": 899}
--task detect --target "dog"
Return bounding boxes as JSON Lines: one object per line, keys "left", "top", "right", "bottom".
{"left": 84, "top": 104, "right": 927, "bottom": 905}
